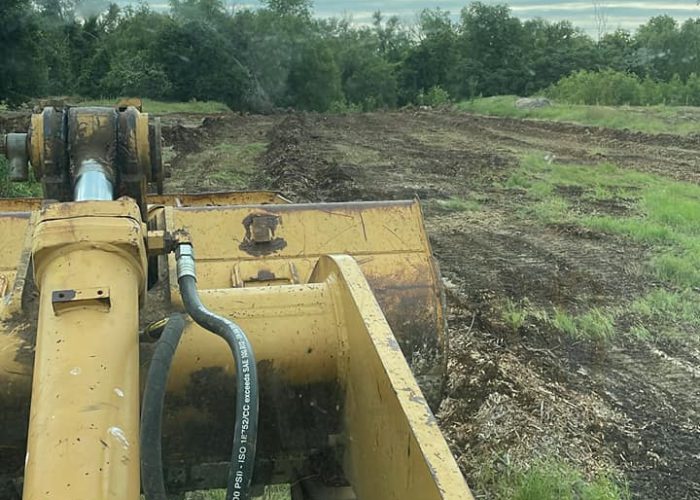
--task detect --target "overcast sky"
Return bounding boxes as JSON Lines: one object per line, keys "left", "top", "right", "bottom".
{"left": 311, "top": 1, "right": 700, "bottom": 33}
{"left": 134, "top": 1, "right": 700, "bottom": 35}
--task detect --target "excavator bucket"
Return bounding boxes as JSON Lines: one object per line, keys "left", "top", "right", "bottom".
{"left": 0, "top": 106, "right": 472, "bottom": 500}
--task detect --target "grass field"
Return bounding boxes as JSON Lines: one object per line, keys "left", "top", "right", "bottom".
{"left": 457, "top": 96, "right": 700, "bottom": 135}
{"left": 476, "top": 461, "right": 629, "bottom": 500}
{"left": 502, "top": 154, "right": 700, "bottom": 345}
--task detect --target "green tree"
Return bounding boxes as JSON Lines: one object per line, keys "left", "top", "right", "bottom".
{"left": 399, "top": 9, "right": 460, "bottom": 102}
{"left": 170, "top": 0, "right": 227, "bottom": 25}
{"left": 0, "top": 0, "right": 48, "bottom": 104}
{"left": 597, "top": 29, "right": 637, "bottom": 73}
{"left": 372, "top": 11, "right": 411, "bottom": 63}
{"left": 677, "top": 19, "right": 700, "bottom": 79}
{"left": 155, "top": 18, "right": 251, "bottom": 109}
{"left": 287, "top": 40, "right": 343, "bottom": 111}
{"left": 342, "top": 51, "right": 397, "bottom": 109}
{"left": 263, "top": 0, "right": 312, "bottom": 18}
{"left": 635, "top": 15, "right": 681, "bottom": 80}
{"left": 457, "top": 2, "right": 530, "bottom": 96}
{"left": 100, "top": 51, "right": 172, "bottom": 98}
{"left": 522, "top": 19, "right": 597, "bottom": 94}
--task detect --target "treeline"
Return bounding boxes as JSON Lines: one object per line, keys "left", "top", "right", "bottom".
{"left": 2, "top": 0, "right": 700, "bottom": 111}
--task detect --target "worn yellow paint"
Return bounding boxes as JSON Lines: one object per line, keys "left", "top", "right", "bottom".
{"left": 0, "top": 193, "right": 466, "bottom": 498}
{"left": 164, "top": 201, "right": 445, "bottom": 356}
{"left": 0, "top": 198, "right": 41, "bottom": 212}
{"left": 148, "top": 191, "right": 290, "bottom": 207}
{"left": 163, "top": 254, "right": 471, "bottom": 499}
{"left": 23, "top": 199, "right": 146, "bottom": 500}
{"left": 135, "top": 111, "right": 150, "bottom": 171}
{"left": 28, "top": 113, "right": 43, "bottom": 173}
{"left": 312, "top": 255, "right": 473, "bottom": 500}
{"left": 168, "top": 283, "right": 338, "bottom": 388}
{"left": 0, "top": 211, "right": 35, "bottom": 318}
{"left": 72, "top": 108, "right": 103, "bottom": 139}
{"left": 116, "top": 98, "right": 143, "bottom": 111}
{"left": 0, "top": 213, "right": 30, "bottom": 275}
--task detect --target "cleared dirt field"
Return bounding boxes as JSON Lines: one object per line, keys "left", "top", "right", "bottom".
{"left": 2, "top": 108, "right": 699, "bottom": 499}
{"left": 158, "top": 110, "right": 700, "bottom": 499}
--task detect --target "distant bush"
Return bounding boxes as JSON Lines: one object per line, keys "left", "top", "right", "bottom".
{"left": 417, "top": 85, "right": 452, "bottom": 107}
{"left": 328, "top": 100, "right": 362, "bottom": 114}
{"left": 548, "top": 69, "right": 700, "bottom": 106}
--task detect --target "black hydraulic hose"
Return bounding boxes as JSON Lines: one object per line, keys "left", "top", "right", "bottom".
{"left": 176, "top": 244, "right": 259, "bottom": 500}
{"left": 140, "top": 314, "right": 186, "bottom": 500}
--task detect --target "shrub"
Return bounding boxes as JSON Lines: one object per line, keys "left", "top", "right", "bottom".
{"left": 418, "top": 85, "right": 452, "bottom": 107}
{"left": 548, "top": 69, "right": 700, "bottom": 106}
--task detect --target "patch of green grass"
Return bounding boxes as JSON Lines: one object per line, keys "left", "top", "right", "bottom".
{"left": 476, "top": 460, "right": 629, "bottom": 500}
{"left": 529, "top": 197, "right": 572, "bottom": 224}
{"left": 575, "top": 309, "right": 616, "bottom": 342}
{"left": 497, "top": 295, "right": 619, "bottom": 342}
{"left": 587, "top": 185, "right": 614, "bottom": 201}
{"left": 435, "top": 196, "right": 481, "bottom": 212}
{"left": 180, "top": 142, "right": 267, "bottom": 190}
{"left": 628, "top": 324, "right": 652, "bottom": 340}
{"left": 628, "top": 288, "right": 700, "bottom": 343}
{"left": 551, "top": 308, "right": 578, "bottom": 337}
{"left": 457, "top": 96, "right": 700, "bottom": 135}
{"left": 510, "top": 155, "right": 700, "bottom": 289}
{"left": 650, "top": 251, "right": 700, "bottom": 288}
{"left": 580, "top": 181, "right": 700, "bottom": 288}
{"left": 506, "top": 154, "right": 700, "bottom": 345}
{"left": 513, "top": 464, "right": 629, "bottom": 500}
{"left": 520, "top": 306, "right": 617, "bottom": 343}
{"left": 333, "top": 143, "right": 387, "bottom": 165}
{"left": 75, "top": 98, "right": 230, "bottom": 114}
{"left": 186, "top": 485, "right": 290, "bottom": 499}
{"left": 502, "top": 298, "right": 529, "bottom": 331}
{"left": 0, "top": 156, "right": 42, "bottom": 198}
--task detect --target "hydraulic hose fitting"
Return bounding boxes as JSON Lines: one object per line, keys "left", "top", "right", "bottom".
{"left": 175, "top": 243, "right": 196, "bottom": 280}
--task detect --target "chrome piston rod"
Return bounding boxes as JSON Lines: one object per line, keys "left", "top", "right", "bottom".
{"left": 74, "top": 160, "right": 114, "bottom": 201}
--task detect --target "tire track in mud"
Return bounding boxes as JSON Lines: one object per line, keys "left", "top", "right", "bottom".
{"left": 420, "top": 111, "right": 700, "bottom": 184}
{"left": 578, "top": 346, "right": 700, "bottom": 499}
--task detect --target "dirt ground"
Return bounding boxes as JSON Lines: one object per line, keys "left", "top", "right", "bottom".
{"left": 3, "top": 108, "right": 699, "bottom": 499}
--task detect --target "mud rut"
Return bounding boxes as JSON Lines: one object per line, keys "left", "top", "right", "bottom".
{"left": 4, "top": 109, "right": 698, "bottom": 499}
